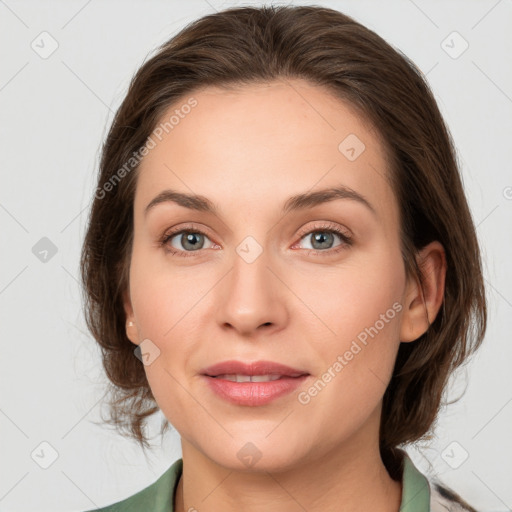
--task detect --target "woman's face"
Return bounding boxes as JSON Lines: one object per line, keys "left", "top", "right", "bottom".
{"left": 125, "top": 79, "right": 422, "bottom": 471}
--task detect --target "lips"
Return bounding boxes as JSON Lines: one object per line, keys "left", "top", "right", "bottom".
{"left": 201, "top": 360, "right": 309, "bottom": 378}
{"left": 201, "top": 360, "right": 310, "bottom": 406}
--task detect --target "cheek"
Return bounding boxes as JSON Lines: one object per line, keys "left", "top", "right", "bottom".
{"left": 291, "top": 248, "right": 405, "bottom": 346}
{"left": 128, "top": 250, "right": 201, "bottom": 432}
{"left": 293, "top": 248, "right": 405, "bottom": 407}
{"left": 128, "top": 247, "right": 211, "bottom": 394}
{"left": 129, "top": 243, "right": 209, "bottom": 341}
{"left": 295, "top": 272, "right": 404, "bottom": 439}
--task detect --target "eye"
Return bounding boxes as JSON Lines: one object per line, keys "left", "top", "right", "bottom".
{"left": 160, "top": 226, "right": 216, "bottom": 257}
{"left": 159, "top": 222, "right": 353, "bottom": 258}
{"left": 293, "top": 222, "right": 353, "bottom": 256}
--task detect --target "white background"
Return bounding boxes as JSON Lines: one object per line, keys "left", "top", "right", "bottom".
{"left": 1, "top": 1, "right": 511, "bottom": 511}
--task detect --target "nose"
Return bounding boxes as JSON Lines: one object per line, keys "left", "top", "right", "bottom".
{"left": 215, "top": 246, "right": 289, "bottom": 337}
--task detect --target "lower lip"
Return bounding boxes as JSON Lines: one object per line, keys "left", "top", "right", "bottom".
{"left": 202, "top": 375, "right": 309, "bottom": 406}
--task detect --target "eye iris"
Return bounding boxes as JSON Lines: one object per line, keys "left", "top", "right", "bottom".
{"left": 181, "top": 232, "right": 204, "bottom": 251}
{"left": 311, "top": 231, "right": 334, "bottom": 250}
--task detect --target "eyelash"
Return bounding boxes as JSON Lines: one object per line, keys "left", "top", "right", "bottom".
{"left": 159, "top": 222, "right": 353, "bottom": 258}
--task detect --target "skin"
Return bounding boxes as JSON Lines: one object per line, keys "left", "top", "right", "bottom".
{"left": 123, "top": 78, "right": 446, "bottom": 512}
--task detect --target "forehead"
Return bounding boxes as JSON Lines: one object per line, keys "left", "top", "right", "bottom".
{"left": 134, "top": 79, "right": 397, "bottom": 225}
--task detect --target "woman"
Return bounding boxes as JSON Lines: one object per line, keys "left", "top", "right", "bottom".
{"left": 81, "top": 5, "right": 486, "bottom": 511}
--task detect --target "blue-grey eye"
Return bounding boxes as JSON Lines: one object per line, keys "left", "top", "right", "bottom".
{"left": 300, "top": 231, "right": 343, "bottom": 251}
{"left": 170, "top": 232, "right": 211, "bottom": 251}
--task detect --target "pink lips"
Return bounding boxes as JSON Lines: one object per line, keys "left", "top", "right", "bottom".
{"left": 202, "top": 360, "right": 308, "bottom": 378}
{"left": 201, "top": 360, "right": 310, "bottom": 406}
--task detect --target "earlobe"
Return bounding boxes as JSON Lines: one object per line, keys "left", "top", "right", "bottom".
{"left": 123, "top": 289, "right": 140, "bottom": 346}
{"left": 126, "top": 319, "right": 140, "bottom": 346}
{"left": 399, "top": 241, "right": 447, "bottom": 343}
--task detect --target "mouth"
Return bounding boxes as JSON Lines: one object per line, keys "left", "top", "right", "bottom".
{"left": 210, "top": 374, "right": 294, "bottom": 382}
{"left": 200, "top": 360, "right": 310, "bottom": 406}
{"left": 201, "top": 359, "right": 310, "bottom": 379}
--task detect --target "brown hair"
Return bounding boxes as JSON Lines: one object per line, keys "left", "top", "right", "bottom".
{"left": 80, "top": 5, "right": 487, "bottom": 467}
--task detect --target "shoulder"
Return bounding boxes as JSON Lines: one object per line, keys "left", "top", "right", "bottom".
{"left": 399, "top": 449, "right": 478, "bottom": 512}
{"left": 82, "top": 458, "right": 182, "bottom": 512}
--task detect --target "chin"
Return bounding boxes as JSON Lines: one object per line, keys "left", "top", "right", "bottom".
{"left": 205, "top": 439, "right": 306, "bottom": 474}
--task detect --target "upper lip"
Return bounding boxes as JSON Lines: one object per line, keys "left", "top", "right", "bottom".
{"left": 201, "top": 360, "right": 309, "bottom": 377}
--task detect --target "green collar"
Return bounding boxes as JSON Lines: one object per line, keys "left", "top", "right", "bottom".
{"left": 88, "top": 452, "right": 430, "bottom": 511}
{"left": 399, "top": 451, "right": 431, "bottom": 511}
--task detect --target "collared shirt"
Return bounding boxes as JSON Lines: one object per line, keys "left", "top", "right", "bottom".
{"left": 84, "top": 451, "right": 474, "bottom": 511}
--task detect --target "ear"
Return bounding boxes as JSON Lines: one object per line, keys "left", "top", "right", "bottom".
{"left": 400, "top": 241, "right": 446, "bottom": 343}
{"left": 123, "top": 288, "right": 140, "bottom": 346}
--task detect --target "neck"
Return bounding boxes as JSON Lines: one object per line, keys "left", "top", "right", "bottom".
{"left": 174, "top": 428, "right": 402, "bottom": 512}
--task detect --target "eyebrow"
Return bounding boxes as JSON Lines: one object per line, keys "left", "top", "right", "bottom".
{"left": 144, "top": 185, "right": 377, "bottom": 218}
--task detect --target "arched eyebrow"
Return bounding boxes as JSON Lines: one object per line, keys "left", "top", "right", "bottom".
{"left": 144, "top": 185, "right": 377, "bottom": 218}
{"left": 145, "top": 190, "right": 215, "bottom": 216}
{"left": 282, "top": 186, "right": 377, "bottom": 217}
